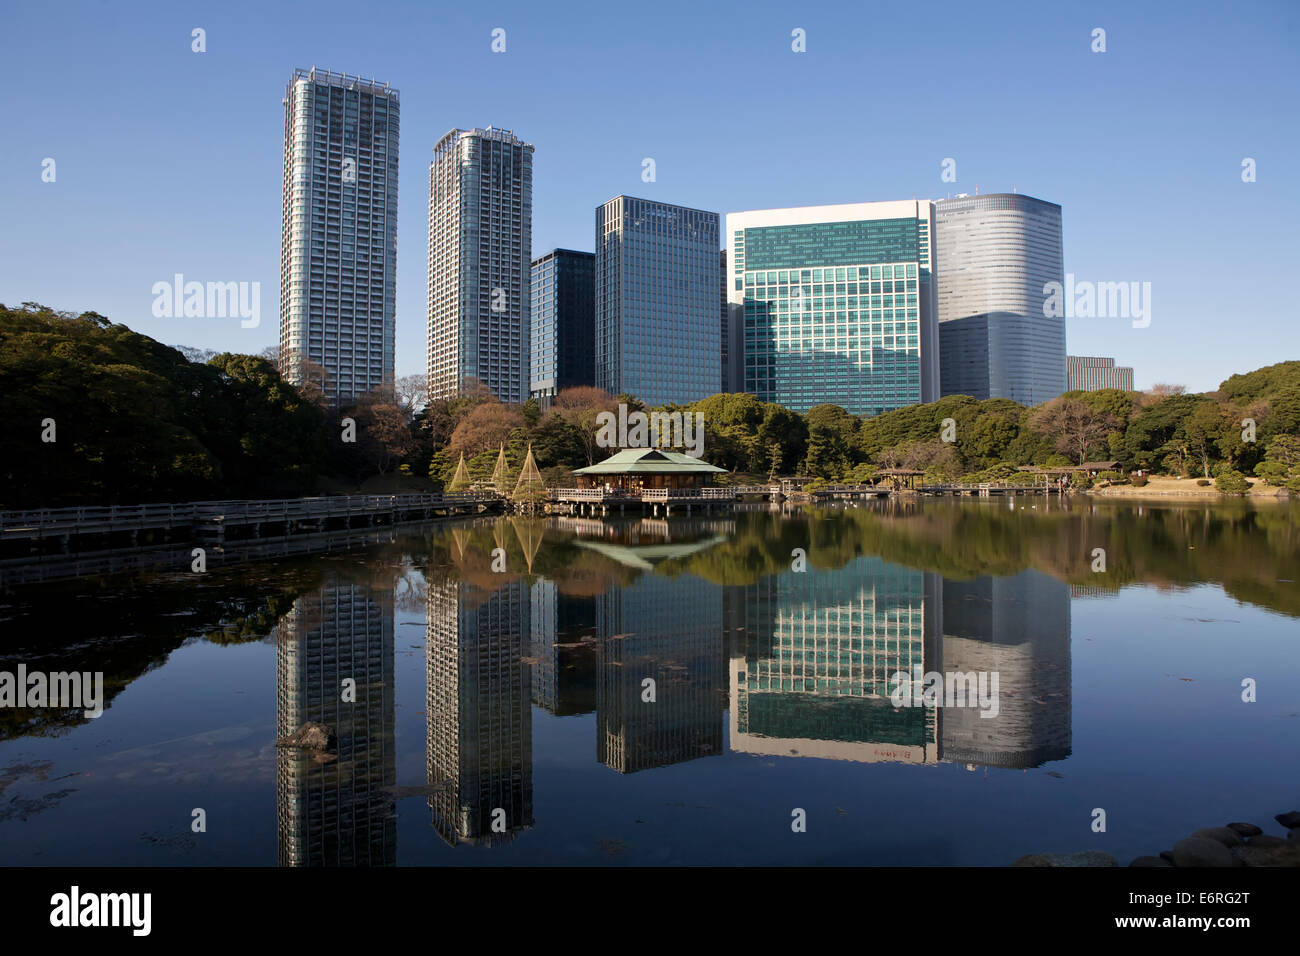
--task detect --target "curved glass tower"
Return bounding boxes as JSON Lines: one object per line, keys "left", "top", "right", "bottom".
{"left": 934, "top": 193, "right": 1066, "bottom": 404}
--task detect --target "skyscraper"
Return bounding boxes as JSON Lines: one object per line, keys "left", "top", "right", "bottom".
{"left": 721, "top": 250, "right": 740, "bottom": 393}
{"left": 934, "top": 193, "right": 1066, "bottom": 404}
{"left": 428, "top": 127, "right": 534, "bottom": 403}
{"left": 1067, "top": 355, "right": 1134, "bottom": 392}
{"left": 530, "top": 249, "right": 595, "bottom": 406}
{"left": 726, "top": 201, "right": 940, "bottom": 416}
{"left": 279, "top": 68, "right": 398, "bottom": 405}
{"left": 595, "top": 196, "right": 720, "bottom": 407}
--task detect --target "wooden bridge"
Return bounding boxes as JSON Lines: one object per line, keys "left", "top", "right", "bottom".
{"left": 0, "top": 492, "right": 504, "bottom": 553}
{"left": 919, "top": 482, "right": 1066, "bottom": 497}
{"left": 810, "top": 484, "right": 893, "bottom": 500}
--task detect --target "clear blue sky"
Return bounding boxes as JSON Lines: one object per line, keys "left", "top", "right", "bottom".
{"left": 2, "top": 0, "right": 1296, "bottom": 393}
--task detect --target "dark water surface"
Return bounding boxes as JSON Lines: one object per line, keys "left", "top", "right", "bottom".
{"left": 1, "top": 498, "right": 1297, "bottom": 866}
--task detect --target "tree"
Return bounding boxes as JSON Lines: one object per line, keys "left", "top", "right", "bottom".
{"left": 803, "top": 404, "right": 857, "bottom": 477}
{"left": 552, "top": 386, "right": 617, "bottom": 465}
{"left": 447, "top": 401, "right": 524, "bottom": 458}
{"left": 394, "top": 373, "right": 428, "bottom": 420}
{"left": 1028, "top": 397, "right": 1118, "bottom": 465}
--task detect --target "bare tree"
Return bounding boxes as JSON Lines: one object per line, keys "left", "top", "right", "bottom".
{"left": 395, "top": 373, "right": 428, "bottom": 420}
{"left": 1029, "top": 397, "right": 1118, "bottom": 464}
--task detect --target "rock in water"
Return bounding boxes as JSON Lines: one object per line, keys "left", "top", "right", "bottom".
{"left": 1170, "top": 837, "right": 1234, "bottom": 867}
{"left": 1276, "top": 811, "right": 1300, "bottom": 829}
{"left": 1192, "top": 826, "right": 1244, "bottom": 847}
{"left": 1011, "top": 851, "right": 1118, "bottom": 867}
{"left": 277, "top": 721, "right": 336, "bottom": 752}
{"left": 1248, "top": 834, "right": 1286, "bottom": 848}
{"left": 1226, "top": 822, "right": 1263, "bottom": 838}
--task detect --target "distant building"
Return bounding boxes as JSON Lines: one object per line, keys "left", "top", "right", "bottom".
{"left": 934, "top": 193, "right": 1066, "bottom": 404}
{"left": 595, "top": 196, "right": 720, "bottom": 406}
{"left": 530, "top": 249, "right": 595, "bottom": 406}
{"left": 279, "top": 68, "right": 399, "bottom": 405}
{"left": 428, "top": 127, "right": 533, "bottom": 403}
{"left": 1067, "top": 355, "right": 1134, "bottom": 392}
{"left": 721, "top": 249, "right": 742, "bottom": 393}
{"left": 726, "top": 200, "right": 940, "bottom": 415}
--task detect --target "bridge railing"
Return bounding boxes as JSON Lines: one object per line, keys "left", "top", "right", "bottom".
{"left": 1, "top": 492, "right": 497, "bottom": 536}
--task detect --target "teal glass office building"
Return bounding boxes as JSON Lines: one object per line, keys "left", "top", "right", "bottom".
{"left": 726, "top": 201, "right": 939, "bottom": 416}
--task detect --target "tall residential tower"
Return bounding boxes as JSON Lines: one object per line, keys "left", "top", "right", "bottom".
{"left": 428, "top": 127, "right": 534, "bottom": 403}
{"left": 279, "top": 68, "right": 398, "bottom": 405}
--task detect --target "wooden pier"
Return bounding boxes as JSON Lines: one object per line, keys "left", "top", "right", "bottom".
{"left": 0, "top": 492, "right": 504, "bottom": 555}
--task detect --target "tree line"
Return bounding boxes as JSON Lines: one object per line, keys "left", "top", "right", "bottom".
{"left": 2, "top": 301, "right": 1297, "bottom": 507}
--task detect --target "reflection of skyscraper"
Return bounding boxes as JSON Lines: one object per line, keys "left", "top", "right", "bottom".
{"left": 938, "top": 570, "right": 1071, "bottom": 768}
{"left": 731, "top": 559, "right": 941, "bottom": 764}
{"left": 528, "top": 579, "right": 598, "bottom": 716}
{"left": 596, "top": 573, "right": 724, "bottom": 773}
{"left": 426, "top": 579, "right": 533, "bottom": 846}
{"left": 276, "top": 578, "right": 396, "bottom": 866}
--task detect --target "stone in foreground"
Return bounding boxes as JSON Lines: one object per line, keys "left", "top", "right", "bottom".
{"left": 1011, "top": 851, "right": 1118, "bottom": 867}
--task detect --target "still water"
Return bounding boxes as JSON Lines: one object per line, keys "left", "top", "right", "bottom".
{"left": 1, "top": 499, "right": 1297, "bottom": 865}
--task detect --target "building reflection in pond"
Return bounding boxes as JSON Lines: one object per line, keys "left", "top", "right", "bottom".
{"left": 276, "top": 576, "right": 396, "bottom": 866}
{"left": 426, "top": 578, "right": 534, "bottom": 846}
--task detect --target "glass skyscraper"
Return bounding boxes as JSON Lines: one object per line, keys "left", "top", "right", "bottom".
{"left": 934, "top": 193, "right": 1066, "bottom": 404}
{"left": 595, "top": 196, "right": 720, "bottom": 407}
{"left": 279, "top": 68, "right": 399, "bottom": 405}
{"left": 726, "top": 201, "right": 940, "bottom": 416}
{"left": 428, "top": 127, "right": 533, "bottom": 403}
{"left": 530, "top": 249, "right": 595, "bottom": 405}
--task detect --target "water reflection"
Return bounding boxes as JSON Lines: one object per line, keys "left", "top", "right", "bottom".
{"left": 2, "top": 499, "right": 1293, "bottom": 865}
{"left": 276, "top": 576, "right": 396, "bottom": 865}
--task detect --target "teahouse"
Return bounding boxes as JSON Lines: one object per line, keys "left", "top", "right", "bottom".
{"left": 569, "top": 448, "right": 726, "bottom": 492}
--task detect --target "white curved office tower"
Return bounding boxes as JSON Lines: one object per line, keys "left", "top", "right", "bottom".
{"left": 934, "top": 193, "right": 1066, "bottom": 404}
{"left": 427, "top": 127, "right": 534, "bottom": 403}
{"left": 279, "top": 68, "right": 398, "bottom": 405}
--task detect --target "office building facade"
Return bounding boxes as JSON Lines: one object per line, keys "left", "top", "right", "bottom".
{"left": 595, "top": 196, "right": 720, "bottom": 407}
{"left": 428, "top": 127, "right": 533, "bottom": 403}
{"left": 726, "top": 201, "right": 940, "bottom": 416}
{"left": 279, "top": 68, "right": 398, "bottom": 405}
{"left": 933, "top": 193, "right": 1066, "bottom": 404}
{"left": 530, "top": 249, "right": 595, "bottom": 405}
{"left": 1067, "top": 355, "right": 1134, "bottom": 392}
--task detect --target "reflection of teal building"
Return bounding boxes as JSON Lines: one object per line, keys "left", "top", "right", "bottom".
{"left": 276, "top": 578, "right": 396, "bottom": 865}
{"left": 731, "top": 558, "right": 941, "bottom": 764}
{"left": 426, "top": 579, "right": 534, "bottom": 846}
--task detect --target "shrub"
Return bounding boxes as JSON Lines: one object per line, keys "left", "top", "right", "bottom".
{"left": 1130, "top": 474, "right": 1149, "bottom": 487}
{"left": 1094, "top": 470, "right": 1123, "bottom": 481}
{"left": 1214, "top": 470, "right": 1250, "bottom": 495}
{"left": 1196, "top": 478, "right": 1211, "bottom": 486}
